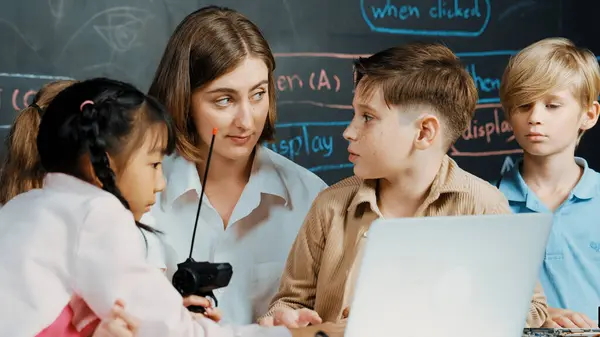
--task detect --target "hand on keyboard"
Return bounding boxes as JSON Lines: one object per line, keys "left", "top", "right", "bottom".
{"left": 543, "top": 307, "right": 597, "bottom": 329}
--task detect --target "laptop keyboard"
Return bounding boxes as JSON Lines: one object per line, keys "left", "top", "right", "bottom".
{"left": 523, "top": 328, "right": 600, "bottom": 336}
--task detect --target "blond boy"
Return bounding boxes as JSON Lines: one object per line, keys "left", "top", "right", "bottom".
{"left": 498, "top": 37, "right": 600, "bottom": 328}
{"left": 258, "top": 42, "right": 549, "bottom": 333}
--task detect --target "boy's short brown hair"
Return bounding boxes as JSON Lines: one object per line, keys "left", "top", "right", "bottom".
{"left": 353, "top": 42, "right": 478, "bottom": 148}
{"left": 500, "top": 37, "right": 600, "bottom": 141}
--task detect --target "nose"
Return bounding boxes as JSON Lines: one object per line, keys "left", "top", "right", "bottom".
{"left": 528, "top": 103, "right": 543, "bottom": 125}
{"left": 155, "top": 167, "right": 166, "bottom": 193}
{"left": 234, "top": 100, "right": 254, "bottom": 130}
{"left": 343, "top": 120, "right": 358, "bottom": 141}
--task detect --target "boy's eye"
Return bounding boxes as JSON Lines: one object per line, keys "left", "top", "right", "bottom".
{"left": 152, "top": 162, "right": 161, "bottom": 168}
{"left": 547, "top": 103, "right": 561, "bottom": 109}
{"left": 517, "top": 104, "right": 532, "bottom": 111}
{"left": 362, "top": 114, "right": 373, "bottom": 122}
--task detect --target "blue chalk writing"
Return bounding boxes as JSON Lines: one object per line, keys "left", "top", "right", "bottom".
{"left": 267, "top": 134, "right": 333, "bottom": 161}
{"left": 276, "top": 121, "right": 350, "bottom": 128}
{"left": 455, "top": 51, "right": 517, "bottom": 57}
{"left": 465, "top": 64, "right": 500, "bottom": 93}
{"left": 360, "top": 0, "right": 491, "bottom": 37}
{"left": 268, "top": 124, "right": 341, "bottom": 161}
{"left": 478, "top": 98, "right": 500, "bottom": 104}
{"left": 429, "top": 0, "right": 482, "bottom": 19}
{"left": 265, "top": 122, "right": 353, "bottom": 173}
{"left": 371, "top": 0, "right": 420, "bottom": 20}
{"left": 455, "top": 51, "right": 515, "bottom": 103}
{"left": 309, "top": 163, "right": 354, "bottom": 173}
{"left": 0, "top": 73, "right": 74, "bottom": 80}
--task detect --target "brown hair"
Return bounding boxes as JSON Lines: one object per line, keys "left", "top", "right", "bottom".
{"left": 354, "top": 42, "right": 478, "bottom": 147}
{"left": 500, "top": 37, "right": 600, "bottom": 143}
{"left": 0, "top": 79, "right": 76, "bottom": 205}
{"left": 148, "top": 5, "right": 277, "bottom": 162}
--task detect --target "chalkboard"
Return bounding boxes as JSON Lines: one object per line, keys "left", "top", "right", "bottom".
{"left": 1, "top": 0, "right": 599, "bottom": 185}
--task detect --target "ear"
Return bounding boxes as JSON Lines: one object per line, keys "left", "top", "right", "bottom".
{"left": 414, "top": 114, "right": 441, "bottom": 150}
{"left": 580, "top": 101, "right": 600, "bottom": 131}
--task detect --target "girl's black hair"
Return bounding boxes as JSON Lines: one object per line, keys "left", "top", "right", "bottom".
{"left": 37, "top": 77, "right": 176, "bottom": 235}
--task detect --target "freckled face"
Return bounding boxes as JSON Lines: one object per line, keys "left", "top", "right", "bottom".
{"left": 343, "top": 87, "right": 419, "bottom": 179}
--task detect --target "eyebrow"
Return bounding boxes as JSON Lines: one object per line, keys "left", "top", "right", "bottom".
{"left": 145, "top": 145, "right": 165, "bottom": 157}
{"left": 353, "top": 103, "right": 375, "bottom": 111}
{"left": 205, "top": 79, "right": 269, "bottom": 95}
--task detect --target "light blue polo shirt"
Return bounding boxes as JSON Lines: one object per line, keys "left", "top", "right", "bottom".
{"left": 497, "top": 157, "right": 600, "bottom": 319}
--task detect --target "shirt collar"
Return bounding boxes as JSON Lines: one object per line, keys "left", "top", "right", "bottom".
{"left": 347, "top": 155, "right": 472, "bottom": 213}
{"left": 497, "top": 160, "right": 528, "bottom": 203}
{"left": 571, "top": 157, "right": 599, "bottom": 200}
{"left": 346, "top": 178, "right": 378, "bottom": 214}
{"left": 498, "top": 157, "right": 599, "bottom": 202}
{"left": 161, "top": 153, "right": 201, "bottom": 208}
{"left": 161, "top": 146, "right": 290, "bottom": 209}
{"left": 250, "top": 146, "right": 290, "bottom": 205}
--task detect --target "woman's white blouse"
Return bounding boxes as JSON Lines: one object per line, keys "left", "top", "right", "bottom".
{"left": 0, "top": 173, "right": 290, "bottom": 337}
{"left": 143, "top": 147, "right": 327, "bottom": 325}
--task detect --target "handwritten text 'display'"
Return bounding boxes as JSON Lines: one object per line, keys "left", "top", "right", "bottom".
{"left": 451, "top": 103, "right": 522, "bottom": 157}
{"left": 267, "top": 122, "right": 350, "bottom": 161}
{"left": 360, "top": 0, "right": 491, "bottom": 37}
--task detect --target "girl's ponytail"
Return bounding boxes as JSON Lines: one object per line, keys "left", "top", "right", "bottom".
{"left": 0, "top": 80, "right": 76, "bottom": 205}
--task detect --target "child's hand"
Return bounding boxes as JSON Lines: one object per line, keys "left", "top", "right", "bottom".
{"left": 289, "top": 321, "right": 346, "bottom": 337}
{"left": 544, "top": 307, "right": 597, "bottom": 328}
{"left": 259, "top": 308, "right": 322, "bottom": 328}
{"left": 183, "top": 295, "right": 222, "bottom": 322}
{"left": 92, "top": 299, "right": 139, "bottom": 337}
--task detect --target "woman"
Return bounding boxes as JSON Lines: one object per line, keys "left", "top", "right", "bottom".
{"left": 145, "top": 5, "right": 327, "bottom": 325}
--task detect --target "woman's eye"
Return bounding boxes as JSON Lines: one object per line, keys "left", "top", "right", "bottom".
{"left": 252, "top": 91, "right": 265, "bottom": 100}
{"left": 216, "top": 97, "right": 231, "bottom": 106}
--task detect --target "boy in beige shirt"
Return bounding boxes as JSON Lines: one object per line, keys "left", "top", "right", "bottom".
{"left": 259, "top": 42, "right": 548, "bottom": 333}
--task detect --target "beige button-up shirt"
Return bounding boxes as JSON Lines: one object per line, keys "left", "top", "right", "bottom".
{"left": 261, "top": 155, "right": 548, "bottom": 328}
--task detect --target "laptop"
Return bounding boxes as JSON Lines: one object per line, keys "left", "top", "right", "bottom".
{"left": 344, "top": 213, "right": 553, "bottom": 337}
{"left": 522, "top": 328, "right": 600, "bottom": 336}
